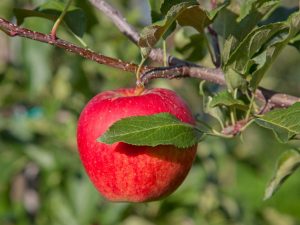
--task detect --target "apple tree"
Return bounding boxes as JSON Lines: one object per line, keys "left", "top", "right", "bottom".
{"left": 1, "top": 0, "right": 300, "bottom": 224}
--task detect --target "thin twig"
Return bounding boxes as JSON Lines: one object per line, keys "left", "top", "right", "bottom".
{"left": 0, "top": 18, "right": 149, "bottom": 74}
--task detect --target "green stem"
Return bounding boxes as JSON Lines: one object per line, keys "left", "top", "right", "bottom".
{"left": 241, "top": 119, "right": 255, "bottom": 132}
{"left": 136, "top": 57, "right": 146, "bottom": 84}
{"left": 211, "top": 130, "right": 234, "bottom": 139}
{"left": 194, "top": 127, "right": 233, "bottom": 139}
{"left": 246, "top": 93, "right": 255, "bottom": 120}
{"left": 199, "top": 81, "right": 225, "bottom": 129}
{"left": 195, "top": 119, "right": 214, "bottom": 131}
{"left": 204, "top": 33, "right": 215, "bottom": 66}
{"left": 163, "top": 40, "right": 168, "bottom": 66}
{"left": 51, "top": 0, "right": 73, "bottom": 38}
{"left": 230, "top": 89, "right": 238, "bottom": 125}
{"left": 72, "top": 33, "right": 88, "bottom": 48}
{"left": 216, "top": 117, "right": 225, "bottom": 129}
{"left": 230, "top": 110, "right": 236, "bottom": 125}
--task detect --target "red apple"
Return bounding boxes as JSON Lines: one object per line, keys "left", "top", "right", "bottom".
{"left": 77, "top": 88, "right": 197, "bottom": 202}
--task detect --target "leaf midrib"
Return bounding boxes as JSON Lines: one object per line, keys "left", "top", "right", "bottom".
{"left": 107, "top": 123, "right": 194, "bottom": 137}
{"left": 257, "top": 115, "right": 300, "bottom": 134}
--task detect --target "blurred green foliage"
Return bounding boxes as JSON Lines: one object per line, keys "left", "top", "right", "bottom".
{"left": 1, "top": 0, "right": 300, "bottom": 225}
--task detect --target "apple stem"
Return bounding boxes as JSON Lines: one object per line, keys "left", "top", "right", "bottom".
{"left": 134, "top": 84, "right": 145, "bottom": 96}
{"left": 136, "top": 57, "right": 146, "bottom": 83}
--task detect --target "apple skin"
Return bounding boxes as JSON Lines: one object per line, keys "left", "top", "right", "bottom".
{"left": 77, "top": 88, "right": 197, "bottom": 202}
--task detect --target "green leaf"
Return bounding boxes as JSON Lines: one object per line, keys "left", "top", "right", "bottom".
{"left": 215, "top": 0, "right": 279, "bottom": 61}
{"left": 199, "top": 82, "right": 225, "bottom": 128}
{"left": 160, "top": 0, "right": 196, "bottom": 15}
{"left": 289, "top": 33, "right": 300, "bottom": 51}
{"left": 49, "top": 190, "right": 81, "bottom": 225}
{"left": 224, "top": 11, "right": 300, "bottom": 90}
{"left": 224, "top": 68, "right": 248, "bottom": 91}
{"left": 264, "top": 149, "right": 300, "bottom": 200}
{"left": 14, "top": 0, "right": 86, "bottom": 37}
{"left": 14, "top": 8, "right": 56, "bottom": 25}
{"left": 206, "top": 0, "right": 229, "bottom": 20}
{"left": 261, "top": 6, "right": 299, "bottom": 24}
{"left": 238, "top": 0, "right": 258, "bottom": 22}
{"left": 174, "top": 30, "right": 207, "bottom": 62}
{"left": 98, "top": 113, "right": 201, "bottom": 148}
{"left": 238, "top": 0, "right": 280, "bottom": 23}
{"left": 176, "top": 6, "right": 211, "bottom": 32}
{"left": 209, "top": 90, "right": 247, "bottom": 110}
{"left": 22, "top": 19, "right": 53, "bottom": 98}
{"left": 147, "top": 0, "right": 164, "bottom": 22}
{"left": 255, "top": 102, "right": 300, "bottom": 142}
{"left": 62, "top": 9, "right": 86, "bottom": 37}
{"left": 138, "top": 1, "right": 211, "bottom": 57}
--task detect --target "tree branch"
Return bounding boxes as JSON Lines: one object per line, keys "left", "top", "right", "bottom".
{"left": 140, "top": 66, "right": 300, "bottom": 110}
{"left": 0, "top": 17, "right": 299, "bottom": 110}
{"left": 0, "top": 18, "right": 150, "bottom": 74}
{"left": 88, "top": 0, "right": 139, "bottom": 44}
{"left": 88, "top": 0, "right": 191, "bottom": 66}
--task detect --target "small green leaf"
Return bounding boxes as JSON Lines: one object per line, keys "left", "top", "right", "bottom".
{"left": 224, "top": 11, "right": 300, "bottom": 89}
{"left": 255, "top": 102, "right": 300, "bottom": 142}
{"left": 98, "top": 113, "right": 201, "bottom": 148}
{"left": 206, "top": 0, "right": 229, "bottom": 20}
{"left": 238, "top": 0, "right": 257, "bottom": 22}
{"left": 289, "top": 33, "right": 300, "bottom": 51}
{"left": 209, "top": 90, "right": 247, "bottom": 110}
{"left": 139, "top": 2, "right": 194, "bottom": 47}
{"left": 14, "top": 8, "right": 56, "bottom": 25}
{"left": 160, "top": 0, "right": 196, "bottom": 15}
{"left": 199, "top": 82, "right": 225, "bottom": 128}
{"left": 176, "top": 5, "right": 211, "bottom": 32}
{"left": 224, "top": 68, "right": 247, "bottom": 91}
{"left": 215, "top": 0, "right": 280, "bottom": 62}
{"left": 238, "top": 0, "right": 279, "bottom": 23}
{"left": 261, "top": 6, "right": 299, "bottom": 25}
{"left": 264, "top": 149, "right": 300, "bottom": 200}
{"left": 138, "top": 1, "right": 211, "bottom": 57}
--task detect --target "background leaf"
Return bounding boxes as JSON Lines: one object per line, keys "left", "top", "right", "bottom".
{"left": 289, "top": 33, "right": 300, "bottom": 51}
{"left": 261, "top": 6, "right": 299, "bottom": 24}
{"left": 147, "top": 0, "right": 164, "bottom": 22}
{"left": 264, "top": 149, "right": 300, "bottom": 200}
{"left": 255, "top": 102, "right": 300, "bottom": 142}
{"left": 224, "top": 12, "right": 300, "bottom": 90}
{"left": 138, "top": 1, "right": 212, "bottom": 57}
{"left": 174, "top": 31, "right": 207, "bottom": 62}
{"left": 14, "top": 0, "right": 86, "bottom": 37}
{"left": 214, "top": 0, "right": 280, "bottom": 62}
{"left": 98, "top": 113, "right": 201, "bottom": 148}
{"left": 209, "top": 90, "right": 247, "bottom": 110}
{"left": 199, "top": 82, "right": 226, "bottom": 128}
